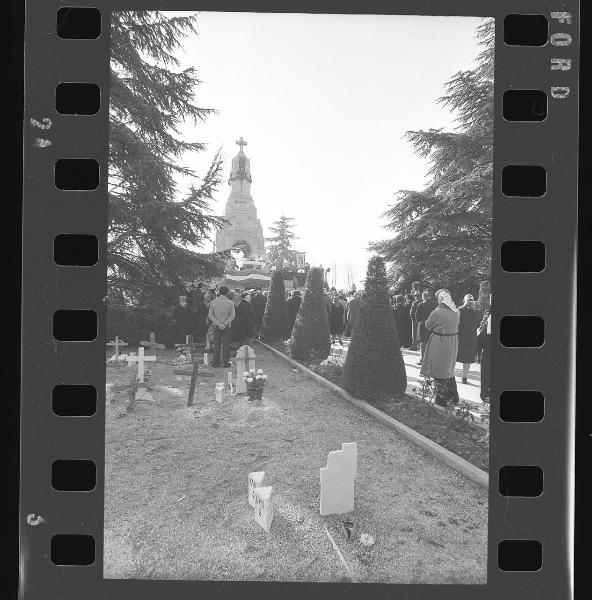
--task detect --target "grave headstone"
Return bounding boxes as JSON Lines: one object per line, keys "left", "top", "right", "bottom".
{"left": 127, "top": 351, "right": 136, "bottom": 368}
{"left": 319, "top": 442, "right": 357, "bottom": 516}
{"left": 253, "top": 486, "right": 274, "bottom": 533}
{"left": 235, "top": 345, "right": 256, "bottom": 394}
{"left": 140, "top": 331, "right": 166, "bottom": 352}
{"left": 248, "top": 471, "right": 266, "bottom": 508}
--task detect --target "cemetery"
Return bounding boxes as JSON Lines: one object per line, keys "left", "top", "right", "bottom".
{"left": 103, "top": 12, "right": 493, "bottom": 584}
{"left": 104, "top": 340, "right": 488, "bottom": 583}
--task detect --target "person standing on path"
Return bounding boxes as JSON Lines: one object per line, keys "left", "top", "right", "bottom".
{"left": 393, "top": 294, "right": 412, "bottom": 348}
{"left": 456, "top": 294, "right": 482, "bottom": 383}
{"left": 477, "top": 297, "right": 491, "bottom": 403}
{"left": 410, "top": 291, "right": 422, "bottom": 351}
{"left": 285, "top": 290, "right": 302, "bottom": 338}
{"left": 420, "top": 289, "right": 461, "bottom": 407}
{"left": 329, "top": 296, "right": 345, "bottom": 345}
{"left": 415, "top": 290, "right": 438, "bottom": 365}
{"left": 249, "top": 287, "right": 266, "bottom": 338}
{"left": 345, "top": 292, "right": 362, "bottom": 336}
{"left": 208, "top": 286, "right": 236, "bottom": 368}
{"left": 230, "top": 292, "right": 255, "bottom": 348}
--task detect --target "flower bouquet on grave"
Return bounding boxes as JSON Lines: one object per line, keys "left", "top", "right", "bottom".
{"left": 419, "top": 375, "right": 436, "bottom": 403}
{"left": 244, "top": 369, "right": 267, "bottom": 401}
{"left": 172, "top": 345, "right": 191, "bottom": 366}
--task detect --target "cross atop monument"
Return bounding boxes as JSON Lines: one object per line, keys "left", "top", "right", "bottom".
{"left": 236, "top": 137, "right": 247, "bottom": 152}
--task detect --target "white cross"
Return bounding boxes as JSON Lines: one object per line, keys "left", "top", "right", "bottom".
{"left": 107, "top": 336, "right": 128, "bottom": 356}
{"left": 140, "top": 331, "right": 165, "bottom": 351}
{"left": 126, "top": 347, "right": 156, "bottom": 383}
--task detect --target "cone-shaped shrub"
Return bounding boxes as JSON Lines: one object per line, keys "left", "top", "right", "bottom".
{"left": 290, "top": 267, "right": 331, "bottom": 362}
{"left": 343, "top": 256, "right": 407, "bottom": 401}
{"left": 261, "top": 270, "right": 288, "bottom": 342}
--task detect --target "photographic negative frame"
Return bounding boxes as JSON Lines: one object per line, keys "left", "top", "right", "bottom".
{"left": 21, "top": 0, "right": 578, "bottom": 597}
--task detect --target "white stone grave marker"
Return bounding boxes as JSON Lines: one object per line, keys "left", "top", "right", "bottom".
{"left": 215, "top": 383, "right": 224, "bottom": 403}
{"left": 127, "top": 351, "right": 136, "bottom": 368}
{"left": 253, "top": 486, "right": 274, "bottom": 532}
{"left": 319, "top": 442, "right": 357, "bottom": 516}
{"left": 235, "top": 345, "right": 256, "bottom": 394}
{"left": 126, "top": 347, "right": 156, "bottom": 383}
{"left": 248, "top": 471, "right": 266, "bottom": 508}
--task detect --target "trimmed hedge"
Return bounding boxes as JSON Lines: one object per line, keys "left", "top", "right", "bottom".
{"left": 261, "top": 270, "right": 289, "bottom": 342}
{"left": 289, "top": 267, "right": 331, "bottom": 362}
{"left": 343, "top": 256, "right": 407, "bottom": 402}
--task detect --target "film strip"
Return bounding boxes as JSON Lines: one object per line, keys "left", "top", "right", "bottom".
{"left": 21, "top": 1, "right": 578, "bottom": 598}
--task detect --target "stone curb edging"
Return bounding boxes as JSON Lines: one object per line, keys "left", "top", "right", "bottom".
{"left": 256, "top": 340, "right": 489, "bottom": 490}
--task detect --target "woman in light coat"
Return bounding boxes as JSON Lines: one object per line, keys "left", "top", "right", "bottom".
{"left": 420, "top": 289, "right": 461, "bottom": 406}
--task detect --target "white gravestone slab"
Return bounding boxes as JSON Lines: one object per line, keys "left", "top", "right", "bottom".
{"left": 253, "top": 486, "right": 274, "bottom": 533}
{"left": 248, "top": 471, "right": 266, "bottom": 508}
{"left": 319, "top": 442, "right": 357, "bottom": 516}
{"left": 235, "top": 345, "right": 256, "bottom": 394}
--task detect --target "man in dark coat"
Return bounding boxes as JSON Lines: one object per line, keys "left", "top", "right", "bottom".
{"left": 409, "top": 291, "right": 422, "bottom": 350}
{"left": 249, "top": 287, "right": 267, "bottom": 338}
{"left": 393, "top": 294, "right": 412, "bottom": 348}
{"left": 345, "top": 292, "right": 362, "bottom": 335}
{"left": 285, "top": 290, "right": 301, "bottom": 338}
{"left": 173, "top": 295, "right": 192, "bottom": 345}
{"left": 414, "top": 290, "right": 438, "bottom": 365}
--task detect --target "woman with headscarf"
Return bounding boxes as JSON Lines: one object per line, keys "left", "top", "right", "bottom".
{"left": 456, "top": 293, "right": 483, "bottom": 384}
{"left": 230, "top": 292, "right": 256, "bottom": 348}
{"left": 393, "top": 294, "right": 412, "bottom": 348}
{"left": 420, "top": 289, "right": 461, "bottom": 407}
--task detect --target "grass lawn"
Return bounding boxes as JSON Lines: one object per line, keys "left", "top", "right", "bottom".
{"left": 271, "top": 342, "right": 489, "bottom": 472}
{"left": 104, "top": 345, "right": 487, "bottom": 583}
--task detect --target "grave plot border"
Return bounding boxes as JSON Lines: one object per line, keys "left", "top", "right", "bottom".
{"left": 257, "top": 340, "right": 489, "bottom": 489}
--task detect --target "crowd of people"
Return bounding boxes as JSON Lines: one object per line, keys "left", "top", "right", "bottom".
{"left": 389, "top": 288, "right": 491, "bottom": 408}
{"left": 172, "top": 281, "right": 268, "bottom": 368}
{"left": 170, "top": 278, "right": 491, "bottom": 407}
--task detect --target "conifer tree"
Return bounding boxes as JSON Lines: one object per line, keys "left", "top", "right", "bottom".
{"left": 261, "top": 271, "right": 288, "bottom": 342}
{"left": 343, "top": 256, "right": 407, "bottom": 402}
{"left": 108, "top": 11, "right": 226, "bottom": 303}
{"left": 372, "top": 19, "right": 494, "bottom": 298}
{"left": 290, "top": 267, "right": 331, "bottom": 362}
{"left": 266, "top": 215, "right": 298, "bottom": 267}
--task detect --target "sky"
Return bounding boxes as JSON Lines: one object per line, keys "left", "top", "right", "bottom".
{"left": 166, "top": 12, "right": 486, "bottom": 288}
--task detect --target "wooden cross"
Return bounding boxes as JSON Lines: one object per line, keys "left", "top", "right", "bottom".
{"left": 185, "top": 334, "right": 194, "bottom": 361}
{"left": 140, "top": 331, "right": 165, "bottom": 351}
{"left": 236, "top": 136, "right": 247, "bottom": 152}
{"left": 126, "top": 347, "right": 156, "bottom": 383}
{"left": 106, "top": 336, "right": 128, "bottom": 356}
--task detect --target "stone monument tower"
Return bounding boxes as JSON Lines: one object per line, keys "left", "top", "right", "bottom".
{"left": 215, "top": 137, "right": 267, "bottom": 260}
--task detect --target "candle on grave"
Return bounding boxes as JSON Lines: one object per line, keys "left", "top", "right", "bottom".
{"left": 215, "top": 383, "right": 224, "bottom": 403}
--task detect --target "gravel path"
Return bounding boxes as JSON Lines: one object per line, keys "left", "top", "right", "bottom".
{"left": 104, "top": 345, "right": 487, "bottom": 583}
